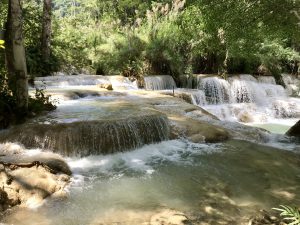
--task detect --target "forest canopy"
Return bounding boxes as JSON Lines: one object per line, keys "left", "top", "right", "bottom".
{"left": 0, "top": 0, "right": 300, "bottom": 79}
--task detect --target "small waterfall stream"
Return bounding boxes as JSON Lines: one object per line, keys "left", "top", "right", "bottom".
{"left": 1, "top": 74, "right": 300, "bottom": 225}
{"left": 144, "top": 75, "right": 177, "bottom": 90}
{"left": 158, "top": 74, "right": 300, "bottom": 131}
{"left": 1, "top": 115, "right": 170, "bottom": 157}
{"left": 198, "top": 77, "right": 232, "bottom": 104}
{"left": 189, "top": 75, "right": 299, "bottom": 125}
{"left": 35, "top": 75, "right": 110, "bottom": 87}
{"left": 34, "top": 75, "right": 138, "bottom": 90}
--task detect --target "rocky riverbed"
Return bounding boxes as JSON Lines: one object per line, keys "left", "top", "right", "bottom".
{"left": 0, "top": 143, "right": 71, "bottom": 212}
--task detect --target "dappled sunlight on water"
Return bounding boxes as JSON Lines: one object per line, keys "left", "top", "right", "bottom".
{"left": 2, "top": 139, "right": 300, "bottom": 225}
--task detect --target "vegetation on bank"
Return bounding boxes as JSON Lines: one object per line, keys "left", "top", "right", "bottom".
{"left": 0, "top": 40, "right": 55, "bottom": 129}
{"left": 1, "top": 0, "right": 300, "bottom": 79}
{"left": 273, "top": 205, "right": 300, "bottom": 225}
{"left": 0, "top": 0, "right": 300, "bottom": 128}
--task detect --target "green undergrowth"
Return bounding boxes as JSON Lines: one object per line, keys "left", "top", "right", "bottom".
{"left": 0, "top": 79, "right": 56, "bottom": 129}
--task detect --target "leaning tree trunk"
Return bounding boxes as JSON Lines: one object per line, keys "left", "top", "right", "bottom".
{"left": 5, "top": 0, "right": 28, "bottom": 112}
{"left": 41, "top": 0, "right": 52, "bottom": 64}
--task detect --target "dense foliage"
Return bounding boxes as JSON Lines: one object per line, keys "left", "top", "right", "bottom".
{"left": 0, "top": 0, "right": 300, "bottom": 79}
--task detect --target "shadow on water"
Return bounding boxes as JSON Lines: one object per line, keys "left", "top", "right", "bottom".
{"left": 1, "top": 139, "right": 300, "bottom": 225}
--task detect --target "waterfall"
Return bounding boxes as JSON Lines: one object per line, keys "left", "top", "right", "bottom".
{"left": 197, "top": 77, "right": 232, "bottom": 104}
{"left": 230, "top": 79, "right": 271, "bottom": 104}
{"left": 168, "top": 89, "right": 207, "bottom": 106}
{"left": 0, "top": 115, "right": 170, "bottom": 157}
{"left": 34, "top": 75, "right": 138, "bottom": 90}
{"left": 144, "top": 75, "right": 176, "bottom": 90}
{"left": 108, "top": 76, "right": 138, "bottom": 90}
{"left": 230, "top": 79, "right": 257, "bottom": 103}
{"left": 186, "top": 74, "right": 300, "bottom": 123}
{"left": 237, "top": 74, "right": 258, "bottom": 82}
{"left": 282, "top": 74, "right": 300, "bottom": 96}
{"left": 257, "top": 76, "right": 276, "bottom": 85}
{"left": 259, "top": 83, "right": 287, "bottom": 98}
{"left": 34, "top": 75, "right": 110, "bottom": 87}
{"left": 272, "top": 99, "right": 299, "bottom": 118}
{"left": 229, "top": 75, "right": 287, "bottom": 104}
{"left": 190, "top": 90, "right": 207, "bottom": 106}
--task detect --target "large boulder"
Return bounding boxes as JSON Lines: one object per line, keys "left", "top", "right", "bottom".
{"left": 286, "top": 120, "right": 300, "bottom": 137}
{"left": 170, "top": 116, "right": 230, "bottom": 143}
{"left": 0, "top": 143, "right": 71, "bottom": 211}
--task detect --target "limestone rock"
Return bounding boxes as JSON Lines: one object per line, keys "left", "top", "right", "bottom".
{"left": 0, "top": 144, "right": 71, "bottom": 211}
{"left": 286, "top": 120, "right": 300, "bottom": 137}
{"left": 0, "top": 164, "right": 70, "bottom": 211}
{"left": 249, "top": 210, "right": 287, "bottom": 225}
{"left": 98, "top": 83, "right": 113, "bottom": 90}
{"left": 150, "top": 209, "right": 190, "bottom": 225}
{"left": 170, "top": 116, "right": 230, "bottom": 143}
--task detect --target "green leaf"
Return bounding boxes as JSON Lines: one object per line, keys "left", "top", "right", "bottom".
{"left": 273, "top": 205, "right": 300, "bottom": 225}
{"left": 0, "top": 40, "right": 4, "bottom": 49}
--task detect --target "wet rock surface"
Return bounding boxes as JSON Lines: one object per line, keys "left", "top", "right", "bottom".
{"left": 249, "top": 210, "right": 287, "bottom": 225}
{"left": 98, "top": 83, "right": 113, "bottom": 90}
{"left": 150, "top": 209, "right": 191, "bottom": 225}
{"left": 0, "top": 113, "right": 170, "bottom": 157}
{"left": 0, "top": 143, "right": 71, "bottom": 212}
{"left": 169, "top": 116, "right": 230, "bottom": 143}
{"left": 286, "top": 120, "right": 300, "bottom": 137}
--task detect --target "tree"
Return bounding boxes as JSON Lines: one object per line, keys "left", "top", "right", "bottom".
{"left": 41, "top": 0, "right": 52, "bottom": 68}
{"left": 4, "top": 0, "right": 28, "bottom": 112}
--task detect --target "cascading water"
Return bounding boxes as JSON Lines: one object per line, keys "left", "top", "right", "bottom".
{"left": 282, "top": 74, "right": 300, "bottom": 96}
{"left": 1, "top": 73, "right": 300, "bottom": 225}
{"left": 153, "top": 74, "right": 298, "bottom": 128}
{"left": 0, "top": 114, "right": 170, "bottom": 157}
{"left": 108, "top": 76, "right": 138, "bottom": 90}
{"left": 230, "top": 79, "right": 259, "bottom": 103}
{"left": 190, "top": 90, "right": 207, "bottom": 106}
{"left": 2, "top": 139, "right": 300, "bottom": 225}
{"left": 183, "top": 75, "right": 300, "bottom": 130}
{"left": 34, "top": 75, "right": 110, "bottom": 87}
{"left": 144, "top": 75, "right": 176, "bottom": 90}
{"left": 197, "top": 77, "right": 232, "bottom": 104}
{"left": 257, "top": 76, "right": 276, "bottom": 84}
{"left": 34, "top": 75, "right": 138, "bottom": 90}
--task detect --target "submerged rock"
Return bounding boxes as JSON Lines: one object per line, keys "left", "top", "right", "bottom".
{"left": 286, "top": 120, "right": 300, "bottom": 137}
{"left": 170, "top": 116, "right": 230, "bottom": 143}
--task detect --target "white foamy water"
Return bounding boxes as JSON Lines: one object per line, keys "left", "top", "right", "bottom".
{"left": 2, "top": 139, "right": 300, "bottom": 225}
{"left": 35, "top": 75, "right": 110, "bottom": 87}
{"left": 144, "top": 75, "right": 177, "bottom": 90}
{"left": 67, "top": 140, "right": 219, "bottom": 175}
{"left": 198, "top": 77, "right": 232, "bottom": 104}
{"left": 108, "top": 76, "right": 138, "bottom": 90}
{"left": 34, "top": 75, "right": 138, "bottom": 91}
{"left": 189, "top": 75, "right": 300, "bottom": 131}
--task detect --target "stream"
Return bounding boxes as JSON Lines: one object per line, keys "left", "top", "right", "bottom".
{"left": 1, "top": 74, "right": 299, "bottom": 225}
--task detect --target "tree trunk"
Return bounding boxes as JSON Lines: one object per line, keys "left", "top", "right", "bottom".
{"left": 222, "top": 48, "right": 229, "bottom": 79}
{"left": 41, "top": 0, "right": 52, "bottom": 64}
{"left": 5, "top": 0, "right": 28, "bottom": 112}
